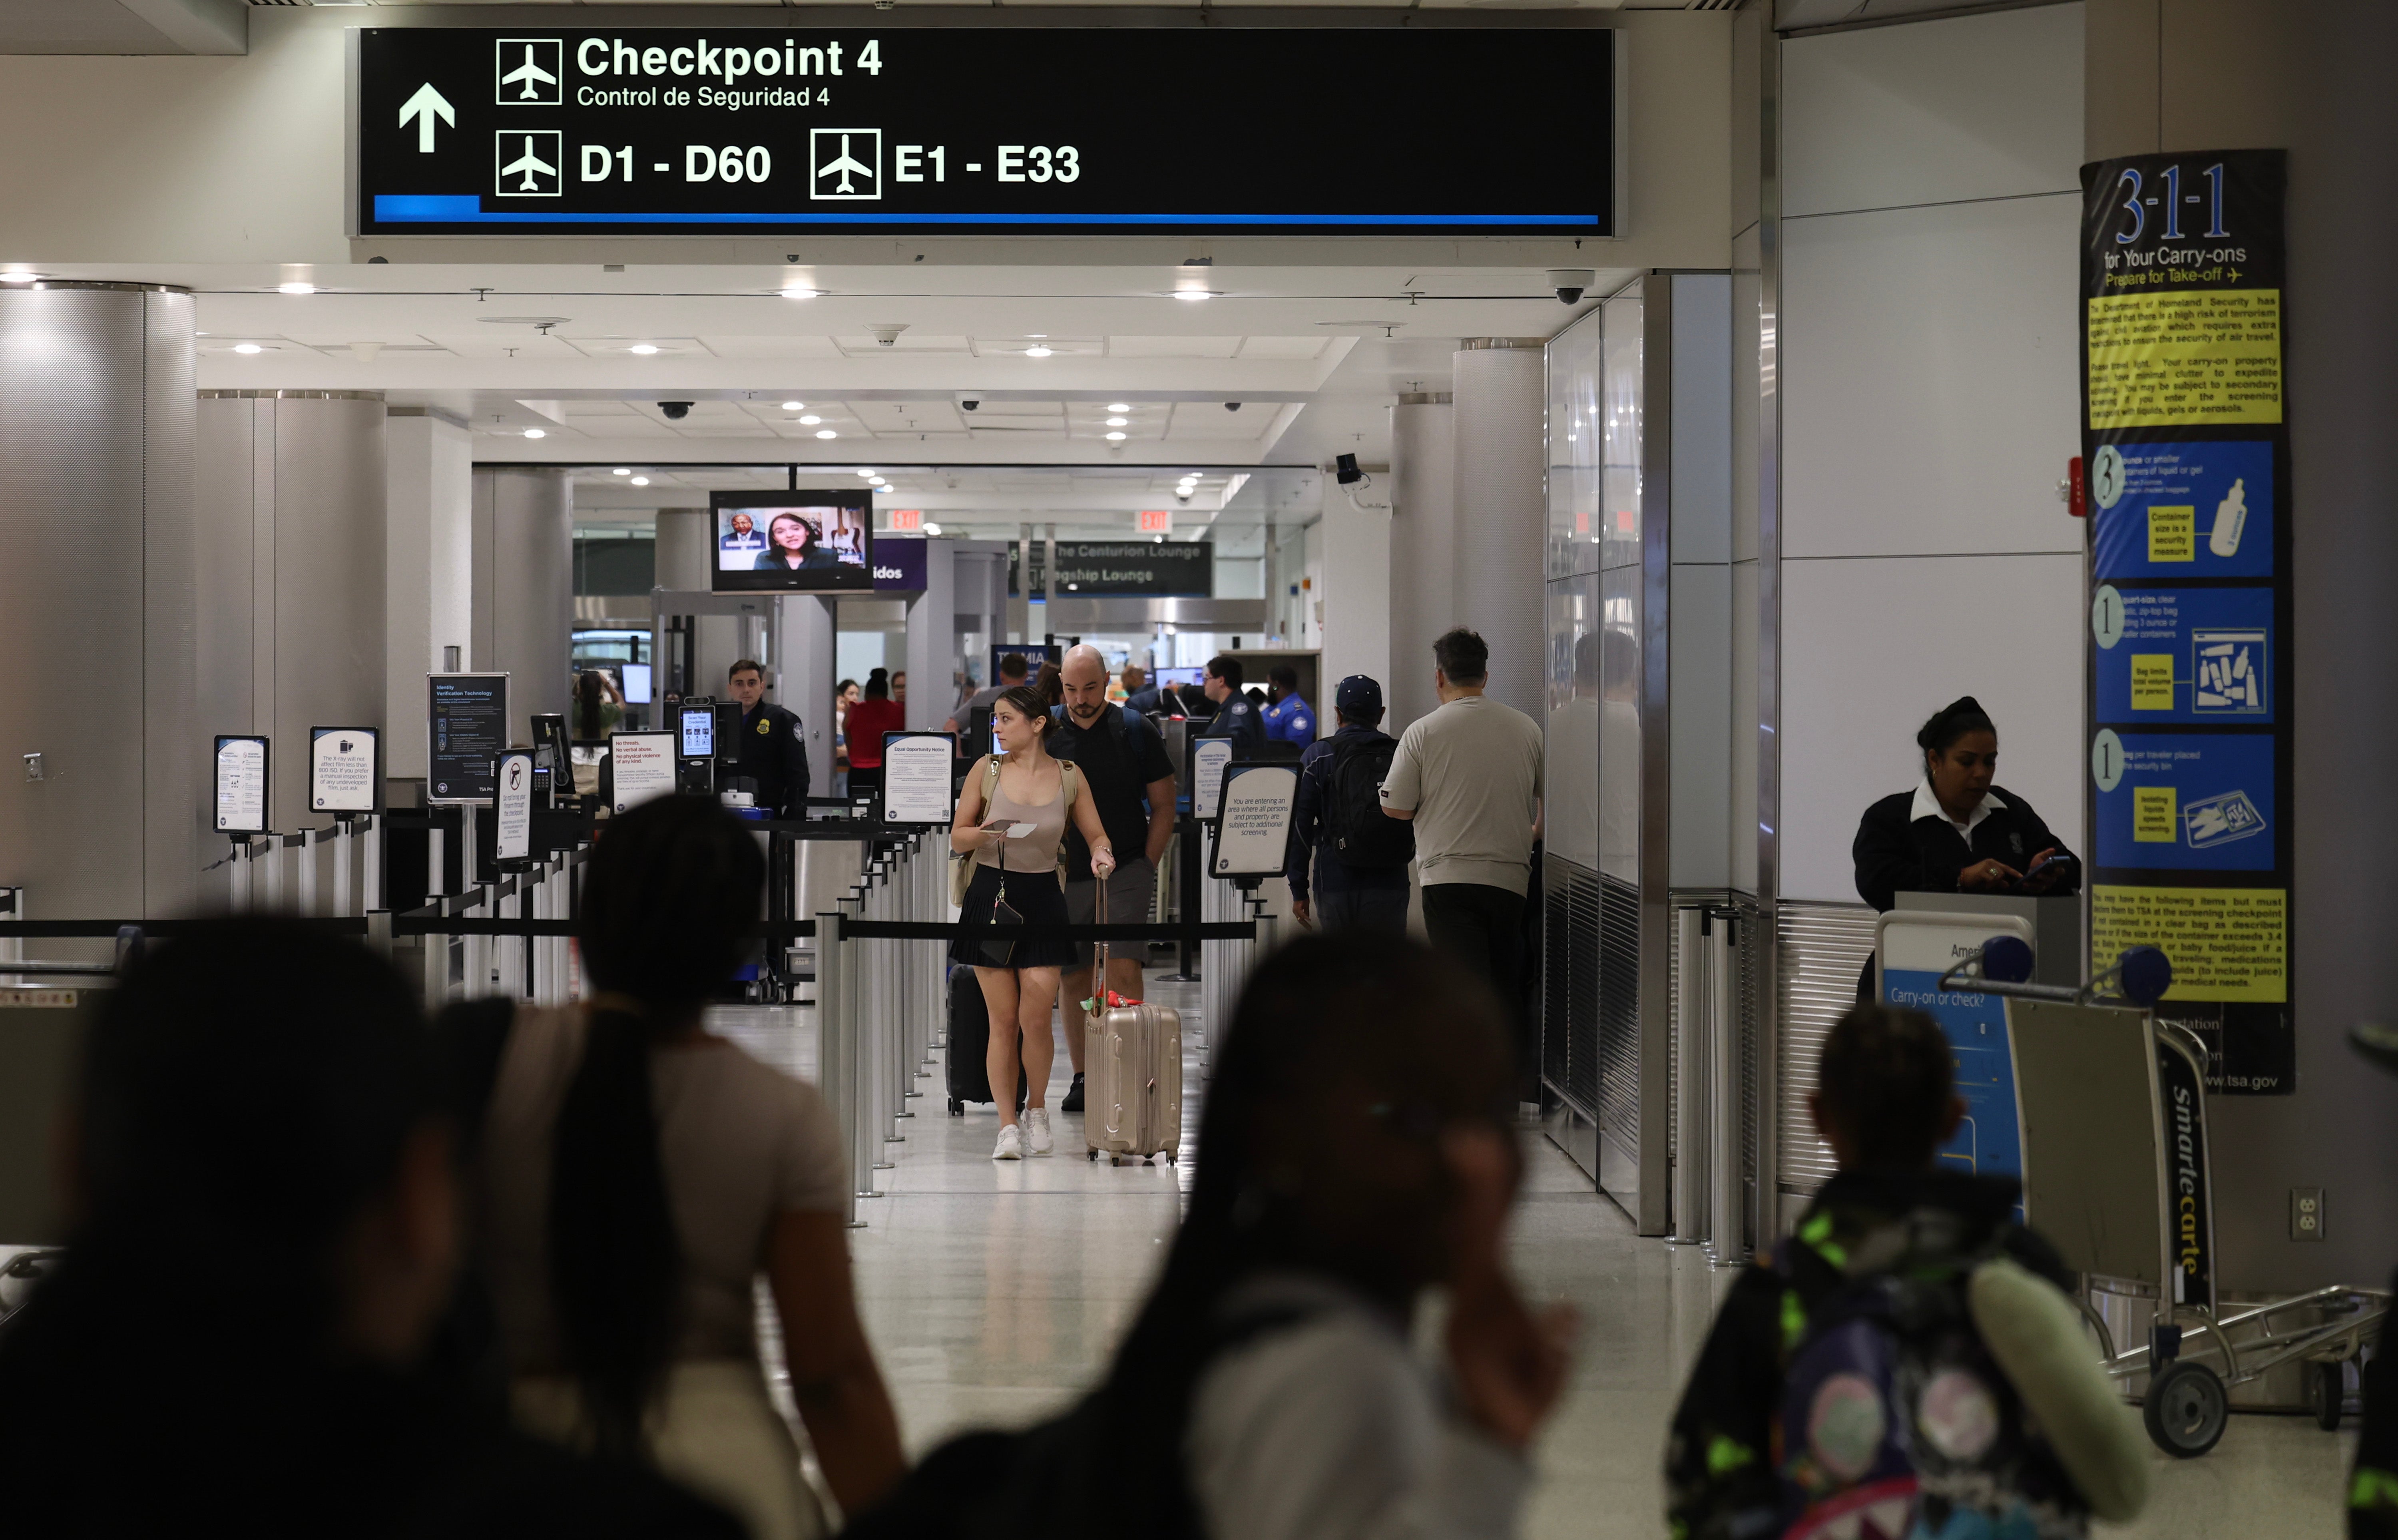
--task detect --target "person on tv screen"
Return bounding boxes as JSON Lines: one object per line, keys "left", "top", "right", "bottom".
{"left": 718, "top": 511, "right": 767, "bottom": 568}
{"left": 755, "top": 512, "right": 841, "bottom": 573}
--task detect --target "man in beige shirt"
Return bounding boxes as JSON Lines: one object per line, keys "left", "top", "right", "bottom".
{"left": 1378, "top": 628, "right": 1544, "bottom": 1065}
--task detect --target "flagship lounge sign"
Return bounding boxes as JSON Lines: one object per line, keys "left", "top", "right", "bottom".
{"left": 351, "top": 25, "right": 1616, "bottom": 237}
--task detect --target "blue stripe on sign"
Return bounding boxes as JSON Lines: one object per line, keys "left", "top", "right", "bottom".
{"left": 371, "top": 194, "right": 1599, "bottom": 227}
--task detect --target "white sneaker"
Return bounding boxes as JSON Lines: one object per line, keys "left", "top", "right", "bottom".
{"left": 1026, "top": 1108, "right": 1054, "bottom": 1155}
{"left": 992, "top": 1124, "right": 1024, "bottom": 1161}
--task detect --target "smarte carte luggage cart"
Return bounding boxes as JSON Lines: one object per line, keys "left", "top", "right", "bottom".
{"left": 1939, "top": 938, "right": 2388, "bottom": 1457}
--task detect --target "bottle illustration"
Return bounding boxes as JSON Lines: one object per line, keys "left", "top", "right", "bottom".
{"left": 2209, "top": 478, "right": 2248, "bottom": 558}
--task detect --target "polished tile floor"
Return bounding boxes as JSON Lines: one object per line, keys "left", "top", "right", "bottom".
{"left": 710, "top": 967, "right": 2360, "bottom": 1540}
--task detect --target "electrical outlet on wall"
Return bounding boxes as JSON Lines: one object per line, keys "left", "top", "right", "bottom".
{"left": 2291, "top": 1187, "right": 2326, "bottom": 1241}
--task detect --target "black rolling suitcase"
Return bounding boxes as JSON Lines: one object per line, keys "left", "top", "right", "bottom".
{"left": 945, "top": 964, "right": 1026, "bottom": 1115}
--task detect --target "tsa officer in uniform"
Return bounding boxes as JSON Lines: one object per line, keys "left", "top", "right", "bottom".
{"left": 1852, "top": 695, "right": 2078, "bottom": 996}
{"left": 723, "top": 658, "right": 811, "bottom": 816}
{"left": 1196, "top": 653, "right": 1267, "bottom": 758}
{"left": 1261, "top": 663, "right": 1316, "bottom": 748}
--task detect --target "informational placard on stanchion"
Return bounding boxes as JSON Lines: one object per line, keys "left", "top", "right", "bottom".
{"left": 610, "top": 731, "right": 676, "bottom": 815}
{"left": 1210, "top": 762, "right": 1299, "bottom": 879}
{"left": 213, "top": 734, "right": 270, "bottom": 835}
{"left": 1190, "top": 737, "right": 1235, "bottom": 823}
{"left": 428, "top": 673, "right": 508, "bottom": 805}
{"left": 881, "top": 731, "right": 956, "bottom": 825}
{"left": 494, "top": 751, "right": 534, "bottom": 863}
{"left": 309, "top": 726, "right": 380, "bottom": 814}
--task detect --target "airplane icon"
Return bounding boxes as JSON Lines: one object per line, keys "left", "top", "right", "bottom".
{"left": 822, "top": 137, "right": 870, "bottom": 193}
{"left": 501, "top": 46, "right": 555, "bottom": 100}
{"left": 502, "top": 137, "right": 553, "bottom": 191}
{"left": 493, "top": 129, "right": 562, "bottom": 197}
{"left": 809, "top": 128, "right": 883, "bottom": 201}
{"left": 493, "top": 38, "right": 563, "bottom": 106}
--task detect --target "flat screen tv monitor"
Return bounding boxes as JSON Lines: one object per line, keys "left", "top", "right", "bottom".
{"left": 709, "top": 491, "right": 873, "bottom": 593}
{"left": 620, "top": 661, "right": 652, "bottom": 705}
{"left": 1153, "top": 666, "right": 1205, "bottom": 689}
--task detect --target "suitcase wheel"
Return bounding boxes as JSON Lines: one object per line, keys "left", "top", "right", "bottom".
{"left": 948, "top": 1098, "right": 964, "bottom": 1116}
{"left": 1108, "top": 1155, "right": 1122, "bottom": 1167}
{"left": 1086, "top": 1149, "right": 1098, "bottom": 1162}
{"left": 1142, "top": 1156, "right": 1154, "bottom": 1166}
{"left": 1165, "top": 1153, "right": 1177, "bottom": 1165}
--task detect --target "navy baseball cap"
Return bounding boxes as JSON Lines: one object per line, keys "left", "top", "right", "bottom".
{"left": 1334, "top": 675, "right": 1384, "bottom": 713}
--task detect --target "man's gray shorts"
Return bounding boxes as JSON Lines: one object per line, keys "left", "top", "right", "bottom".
{"left": 1065, "top": 856, "right": 1156, "bottom": 925}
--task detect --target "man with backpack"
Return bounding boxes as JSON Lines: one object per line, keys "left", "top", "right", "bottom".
{"left": 1287, "top": 675, "right": 1413, "bottom": 933}
{"left": 1665, "top": 1004, "right": 2149, "bottom": 1540}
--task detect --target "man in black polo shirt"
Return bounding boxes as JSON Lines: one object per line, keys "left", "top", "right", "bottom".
{"left": 1049, "top": 645, "right": 1178, "bottom": 1114}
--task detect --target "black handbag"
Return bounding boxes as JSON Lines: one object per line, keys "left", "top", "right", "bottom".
{"left": 980, "top": 874, "right": 1023, "bottom": 968}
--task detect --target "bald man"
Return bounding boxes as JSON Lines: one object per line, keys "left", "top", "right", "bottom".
{"left": 1048, "top": 645, "right": 1178, "bottom": 1112}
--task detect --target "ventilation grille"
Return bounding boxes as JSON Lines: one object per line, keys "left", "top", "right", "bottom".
{"left": 1776, "top": 901, "right": 1878, "bottom": 1195}
{"left": 1541, "top": 858, "right": 1602, "bottom": 1120}
{"left": 1596, "top": 871, "right": 1641, "bottom": 1147}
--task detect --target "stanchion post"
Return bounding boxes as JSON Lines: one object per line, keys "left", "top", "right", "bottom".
{"left": 362, "top": 812, "right": 382, "bottom": 916}
{"left": 297, "top": 828, "right": 319, "bottom": 916}
{"left": 1166, "top": 815, "right": 1202, "bottom": 982}
{"left": 817, "top": 908, "right": 864, "bottom": 1228}
{"left": 333, "top": 821, "right": 354, "bottom": 917}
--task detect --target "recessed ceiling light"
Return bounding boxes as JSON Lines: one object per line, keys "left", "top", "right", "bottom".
{"left": 922, "top": 522, "right": 943, "bottom": 536}
{"left": 630, "top": 476, "right": 650, "bottom": 486}
{"left": 1028, "top": 333, "right": 1048, "bottom": 339}
{"left": 1106, "top": 402, "right": 1131, "bottom": 412}
{"left": 781, "top": 400, "right": 805, "bottom": 411}
{"left": 523, "top": 428, "right": 546, "bottom": 439}
{"left": 612, "top": 467, "right": 631, "bottom": 476}
{"left": 815, "top": 429, "right": 838, "bottom": 440}
{"left": 1106, "top": 416, "right": 1129, "bottom": 427}
{"left": 856, "top": 467, "right": 876, "bottom": 477}
{"left": 1024, "top": 345, "right": 1054, "bottom": 358}
{"left": 278, "top": 281, "right": 316, "bottom": 295}
{"left": 1105, "top": 431, "right": 1127, "bottom": 441}
{"left": 799, "top": 414, "right": 822, "bottom": 425}
{"left": 1172, "top": 289, "right": 1215, "bottom": 302}
{"left": 0, "top": 271, "right": 38, "bottom": 284}
{"left": 629, "top": 343, "right": 659, "bottom": 355}
{"left": 233, "top": 343, "right": 263, "bottom": 354}
{"left": 781, "top": 287, "right": 819, "bottom": 300}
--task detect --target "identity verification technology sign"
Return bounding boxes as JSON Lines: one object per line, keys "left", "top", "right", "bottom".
{"left": 351, "top": 26, "right": 1615, "bottom": 238}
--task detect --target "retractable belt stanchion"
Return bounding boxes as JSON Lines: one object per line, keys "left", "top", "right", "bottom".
{"left": 332, "top": 823, "right": 353, "bottom": 916}
{"left": 889, "top": 850, "right": 918, "bottom": 1120}
{"left": 870, "top": 865, "right": 902, "bottom": 1161}
{"left": 362, "top": 813, "right": 382, "bottom": 917}
{"left": 816, "top": 908, "right": 864, "bottom": 1229}
{"left": 295, "top": 829, "right": 319, "bottom": 916}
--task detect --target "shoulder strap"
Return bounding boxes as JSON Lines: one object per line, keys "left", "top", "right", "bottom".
{"left": 1060, "top": 759, "right": 1080, "bottom": 808}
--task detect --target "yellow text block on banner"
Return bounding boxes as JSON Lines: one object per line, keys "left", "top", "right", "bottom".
{"left": 2133, "top": 786, "right": 2178, "bottom": 841}
{"left": 2130, "top": 654, "right": 2176, "bottom": 709}
{"left": 2147, "top": 507, "right": 2195, "bottom": 562}
{"left": 2091, "top": 883, "right": 2286, "bottom": 1002}
{"left": 2087, "top": 288, "right": 2282, "bottom": 428}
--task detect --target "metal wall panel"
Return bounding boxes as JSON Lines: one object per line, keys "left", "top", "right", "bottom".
{"left": 472, "top": 468, "right": 572, "bottom": 728}
{"left": 0, "top": 285, "right": 198, "bottom": 923}
{"left": 196, "top": 392, "right": 389, "bottom": 833}
{"left": 1774, "top": 899, "right": 1876, "bottom": 1201}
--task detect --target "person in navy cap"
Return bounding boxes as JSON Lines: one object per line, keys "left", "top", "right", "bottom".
{"left": 1286, "top": 675, "right": 1414, "bottom": 932}
{"left": 1261, "top": 664, "right": 1317, "bottom": 750}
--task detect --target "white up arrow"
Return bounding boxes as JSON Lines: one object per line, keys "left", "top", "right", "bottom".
{"left": 399, "top": 83, "right": 454, "bottom": 153}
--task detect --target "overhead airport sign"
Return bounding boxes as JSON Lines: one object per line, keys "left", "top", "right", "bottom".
{"left": 350, "top": 26, "right": 1616, "bottom": 238}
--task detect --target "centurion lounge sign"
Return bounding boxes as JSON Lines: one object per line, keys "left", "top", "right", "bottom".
{"left": 349, "top": 24, "right": 1618, "bottom": 238}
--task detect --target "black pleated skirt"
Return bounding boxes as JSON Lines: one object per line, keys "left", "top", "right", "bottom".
{"left": 949, "top": 861, "right": 1078, "bottom": 970}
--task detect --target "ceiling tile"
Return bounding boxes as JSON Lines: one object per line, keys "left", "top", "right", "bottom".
{"left": 561, "top": 336, "right": 711, "bottom": 359}
{"left": 833, "top": 334, "right": 972, "bottom": 356}
{"left": 423, "top": 333, "right": 584, "bottom": 360}
{"left": 697, "top": 335, "right": 846, "bottom": 359}
{"left": 1235, "top": 336, "right": 1331, "bottom": 360}
{"left": 1105, "top": 336, "right": 1242, "bottom": 359}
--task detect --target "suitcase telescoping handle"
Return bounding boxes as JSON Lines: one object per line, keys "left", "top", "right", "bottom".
{"left": 1091, "top": 871, "right": 1107, "bottom": 1005}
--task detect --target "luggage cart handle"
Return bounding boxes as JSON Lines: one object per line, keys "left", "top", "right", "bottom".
{"left": 1938, "top": 940, "right": 2173, "bottom": 1008}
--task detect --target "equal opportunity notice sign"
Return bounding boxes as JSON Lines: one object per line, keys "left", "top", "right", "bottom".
{"left": 2081, "top": 147, "right": 2292, "bottom": 1094}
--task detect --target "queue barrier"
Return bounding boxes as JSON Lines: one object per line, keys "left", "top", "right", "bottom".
{"left": 0, "top": 835, "right": 1267, "bottom": 1235}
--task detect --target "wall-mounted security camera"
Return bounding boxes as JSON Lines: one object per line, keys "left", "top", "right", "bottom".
{"left": 1175, "top": 492, "right": 1192, "bottom": 505}
{"left": 1546, "top": 268, "right": 1597, "bottom": 306}
{"left": 960, "top": 399, "right": 980, "bottom": 412}
{"left": 867, "top": 323, "right": 908, "bottom": 348}
{"left": 658, "top": 400, "right": 693, "bottom": 421}
{"left": 1225, "top": 401, "right": 1243, "bottom": 412}
{"left": 1334, "top": 452, "right": 1363, "bottom": 486}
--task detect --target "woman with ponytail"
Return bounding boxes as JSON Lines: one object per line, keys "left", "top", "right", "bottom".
{"left": 1851, "top": 696, "right": 2080, "bottom": 995}
{"left": 459, "top": 796, "right": 904, "bottom": 1538}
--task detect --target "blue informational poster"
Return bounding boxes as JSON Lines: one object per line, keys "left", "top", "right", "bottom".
{"left": 1882, "top": 967, "right": 2024, "bottom": 1197}
{"left": 2091, "top": 584, "right": 2274, "bottom": 724}
{"left": 2090, "top": 439, "right": 2275, "bottom": 581}
{"left": 2093, "top": 730, "right": 2276, "bottom": 871}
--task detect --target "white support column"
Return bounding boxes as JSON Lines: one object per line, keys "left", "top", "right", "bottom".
{"left": 384, "top": 411, "right": 471, "bottom": 783}
{"left": 1386, "top": 391, "right": 1455, "bottom": 734}
{"left": 1319, "top": 466, "right": 1390, "bottom": 717}
{"left": 1451, "top": 340, "right": 1548, "bottom": 720}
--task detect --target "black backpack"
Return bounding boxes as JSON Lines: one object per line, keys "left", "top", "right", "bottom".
{"left": 1327, "top": 736, "right": 1412, "bottom": 870}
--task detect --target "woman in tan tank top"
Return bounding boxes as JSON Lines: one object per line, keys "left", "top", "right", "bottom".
{"left": 950, "top": 684, "right": 1116, "bottom": 1161}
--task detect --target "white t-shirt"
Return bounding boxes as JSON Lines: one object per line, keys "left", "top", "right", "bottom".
{"left": 1378, "top": 693, "right": 1545, "bottom": 895}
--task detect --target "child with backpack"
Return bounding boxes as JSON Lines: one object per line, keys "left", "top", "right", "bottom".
{"left": 1665, "top": 1004, "right": 2149, "bottom": 1540}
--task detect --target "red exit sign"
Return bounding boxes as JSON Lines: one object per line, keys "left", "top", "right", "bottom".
{"left": 1136, "top": 509, "right": 1172, "bottom": 534}
{"left": 888, "top": 508, "right": 924, "bottom": 532}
